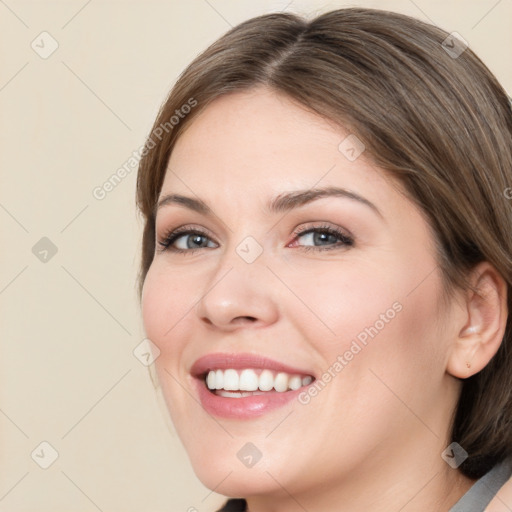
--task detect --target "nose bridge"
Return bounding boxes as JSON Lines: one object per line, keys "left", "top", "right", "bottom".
{"left": 195, "top": 234, "right": 278, "bottom": 328}
{"left": 212, "top": 228, "right": 270, "bottom": 287}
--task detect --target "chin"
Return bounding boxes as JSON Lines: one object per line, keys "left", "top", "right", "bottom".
{"left": 193, "top": 464, "right": 281, "bottom": 498}
{"left": 183, "top": 439, "right": 291, "bottom": 497}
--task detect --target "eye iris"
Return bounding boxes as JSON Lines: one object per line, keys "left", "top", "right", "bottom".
{"left": 189, "top": 234, "right": 207, "bottom": 248}
{"left": 314, "top": 231, "right": 335, "bottom": 245}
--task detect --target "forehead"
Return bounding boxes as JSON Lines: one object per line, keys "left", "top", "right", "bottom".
{"left": 163, "top": 87, "right": 393, "bottom": 197}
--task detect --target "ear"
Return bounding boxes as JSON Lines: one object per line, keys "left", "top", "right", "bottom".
{"left": 446, "top": 261, "right": 508, "bottom": 379}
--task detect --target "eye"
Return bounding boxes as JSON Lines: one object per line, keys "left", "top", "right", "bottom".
{"left": 157, "top": 223, "right": 354, "bottom": 254}
{"left": 290, "top": 224, "right": 354, "bottom": 252}
{"left": 157, "top": 227, "right": 217, "bottom": 253}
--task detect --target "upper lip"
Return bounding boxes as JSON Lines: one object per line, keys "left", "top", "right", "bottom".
{"left": 190, "top": 352, "right": 315, "bottom": 378}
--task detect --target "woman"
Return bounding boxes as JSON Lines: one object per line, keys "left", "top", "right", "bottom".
{"left": 136, "top": 7, "right": 512, "bottom": 511}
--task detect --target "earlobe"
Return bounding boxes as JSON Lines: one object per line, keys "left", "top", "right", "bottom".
{"left": 446, "top": 262, "right": 508, "bottom": 379}
{"left": 447, "top": 326, "right": 481, "bottom": 378}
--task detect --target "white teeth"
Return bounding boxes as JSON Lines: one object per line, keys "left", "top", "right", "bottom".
{"left": 302, "top": 376, "right": 313, "bottom": 386}
{"left": 217, "top": 390, "right": 266, "bottom": 398}
{"left": 207, "top": 371, "right": 216, "bottom": 390}
{"left": 239, "top": 369, "right": 259, "bottom": 391}
{"left": 289, "top": 376, "right": 302, "bottom": 390}
{"left": 205, "top": 368, "right": 314, "bottom": 393}
{"left": 223, "top": 369, "right": 239, "bottom": 390}
{"left": 258, "top": 369, "right": 274, "bottom": 391}
{"left": 274, "top": 372, "right": 289, "bottom": 392}
{"left": 215, "top": 369, "right": 224, "bottom": 390}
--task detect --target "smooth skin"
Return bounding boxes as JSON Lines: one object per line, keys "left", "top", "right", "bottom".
{"left": 141, "top": 86, "right": 509, "bottom": 512}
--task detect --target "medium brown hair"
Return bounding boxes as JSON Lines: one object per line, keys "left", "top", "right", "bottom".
{"left": 136, "top": 8, "right": 512, "bottom": 479}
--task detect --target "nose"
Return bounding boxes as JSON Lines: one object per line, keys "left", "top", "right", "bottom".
{"left": 195, "top": 251, "right": 280, "bottom": 331}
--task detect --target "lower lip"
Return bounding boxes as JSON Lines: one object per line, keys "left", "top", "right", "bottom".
{"left": 194, "top": 377, "right": 306, "bottom": 419}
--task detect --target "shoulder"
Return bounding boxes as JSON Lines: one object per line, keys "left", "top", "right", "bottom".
{"left": 485, "top": 474, "right": 512, "bottom": 511}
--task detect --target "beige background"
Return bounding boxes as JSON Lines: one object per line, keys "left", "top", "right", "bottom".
{"left": 0, "top": 0, "right": 510, "bottom": 510}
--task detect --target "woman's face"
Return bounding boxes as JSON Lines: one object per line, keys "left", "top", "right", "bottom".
{"left": 142, "top": 87, "right": 462, "bottom": 501}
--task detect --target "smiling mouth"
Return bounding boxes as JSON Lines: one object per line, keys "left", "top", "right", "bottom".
{"left": 203, "top": 368, "right": 314, "bottom": 397}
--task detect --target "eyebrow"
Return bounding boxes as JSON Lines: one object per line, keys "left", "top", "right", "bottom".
{"left": 156, "top": 186, "right": 383, "bottom": 219}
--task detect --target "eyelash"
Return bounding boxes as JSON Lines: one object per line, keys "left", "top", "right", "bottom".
{"left": 157, "top": 224, "right": 354, "bottom": 254}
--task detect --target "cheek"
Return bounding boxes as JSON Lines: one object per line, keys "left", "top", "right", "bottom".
{"left": 141, "top": 268, "right": 167, "bottom": 344}
{"left": 287, "top": 253, "right": 446, "bottom": 386}
{"left": 283, "top": 258, "right": 403, "bottom": 346}
{"left": 285, "top": 263, "right": 446, "bottom": 449}
{"left": 390, "top": 273, "right": 448, "bottom": 373}
{"left": 339, "top": 262, "right": 449, "bottom": 406}
{"left": 141, "top": 264, "right": 197, "bottom": 353}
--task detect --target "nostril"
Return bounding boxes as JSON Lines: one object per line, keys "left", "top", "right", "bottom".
{"left": 234, "top": 316, "right": 257, "bottom": 322}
